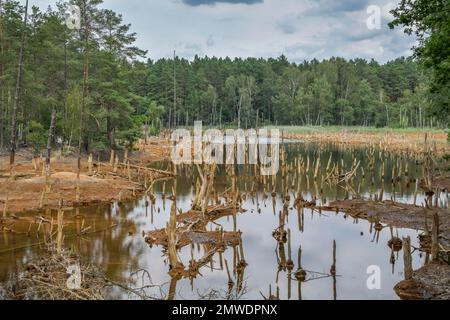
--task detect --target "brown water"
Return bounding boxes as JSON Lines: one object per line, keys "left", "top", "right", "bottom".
{"left": 0, "top": 143, "right": 430, "bottom": 300}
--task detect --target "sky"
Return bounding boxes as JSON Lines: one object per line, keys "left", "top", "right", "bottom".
{"left": 32, "top": 0, "right": 416, "bottom": 63}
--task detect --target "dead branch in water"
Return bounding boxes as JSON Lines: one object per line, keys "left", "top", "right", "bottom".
{"left": 144, "top": 163, "right": 247, "bottom": 282}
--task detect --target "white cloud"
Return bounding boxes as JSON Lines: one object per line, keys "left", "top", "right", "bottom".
{"left": 206, "top": 34, "right": 215, "bottom": 47}
{"left": 31, "top": 0, "right": 415, "bottom": 63}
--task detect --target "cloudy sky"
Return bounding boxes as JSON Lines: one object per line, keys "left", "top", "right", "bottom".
{"left": 34, "top": 0, "right": 416, "bottom": 63}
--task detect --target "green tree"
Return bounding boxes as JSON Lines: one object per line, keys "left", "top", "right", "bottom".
{"left": 389, "top": 0, "right": 450, "bottom": 127}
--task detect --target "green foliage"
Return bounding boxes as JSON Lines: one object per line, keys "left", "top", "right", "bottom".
{"left": 147, "top": 55, "right": 439, "bottom": 129}
{"left": 389, "top": 0, "right": 450, "bottom": 126}
{"left": 0, "top": 0, "right": 150, "bottom": 154}
{"left": 27, "top": 121, "right": 47, "bottom": 156}
{"left": 144, "top": 100, "right": 165, "bottom": 134}
{"left": 0, "top": 0, "right": 446, "bottom": 157}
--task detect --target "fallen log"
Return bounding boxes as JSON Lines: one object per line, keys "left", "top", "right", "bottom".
{"left": 176, "top": 204, "right": 245, "bottom": 226}
{"left": 144, "top": 229, "right": 241, "bottom": 249}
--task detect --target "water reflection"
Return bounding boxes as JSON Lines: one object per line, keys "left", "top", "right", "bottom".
{"left": 0, "top": 143, "right": 429, "bottom": 299}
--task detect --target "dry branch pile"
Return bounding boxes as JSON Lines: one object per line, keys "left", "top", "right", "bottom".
{"left": 0, "top": 246, "right": 106, "bottom": 300}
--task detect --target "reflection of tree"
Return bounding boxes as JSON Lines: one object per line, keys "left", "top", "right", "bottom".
{"left": 272, "top": 203, "right": 339, "bottom": 300}
{"left": 71, "top": 202, "right": 145, "bottom": 284}
{"left": 145, "top": 164, "right": 246, "bottom": 300}
{"left": 1, "top": 143, "right": 426, "bottom": 299}
{"left": 0, "top": 200, "right": 148, "bottom": 298}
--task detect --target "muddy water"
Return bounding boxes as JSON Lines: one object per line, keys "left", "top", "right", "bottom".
{"left": 0, "top": 143, "right": 430, "bottom": 300}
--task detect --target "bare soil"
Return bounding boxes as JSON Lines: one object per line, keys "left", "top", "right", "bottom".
{"left": 0, "top": 137, "right": 172, "bottom": 214}
{"left": 0, "top": 171, "right": 139, "bottom": 213}
{"left": 394, "top": 261, "right": 450, "bottom": 300}
{"left": 432, "top": 174, "right": 450, "bottom": 191}
{"left": 430, "top": 164, "right": 450, "bottom": 191}
{"left": 132, "top": 137, "right": 172, "bottom": 164}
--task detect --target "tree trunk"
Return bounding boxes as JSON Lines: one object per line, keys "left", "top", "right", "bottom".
{"left": 45, "top": 106, "right": 57, "bottom": 181}
{"left": 10, "top": 0, "right": 29, "bottom": 167}
{"left": 173, "top": 51, "right": 176, "bottom": 128}
{"left": 61, "top": 39, "right": 68, "bottom": 156}
{"left": 0, "top": 0, "right": 4, "bottom": 150}
{"left": 144, "top": 121, "right": 148, "bottom": 145}
{"left": 78, "top": 3, "right": 90, "bottom": 179}
{"left": 106, "top": 109, "right": 115, "bottom": 147}
{"left": 237, "top": 96, "right": 243, "bottom": 129}
{"left": 44, "top": 104, "right": 57, "bottom": 198}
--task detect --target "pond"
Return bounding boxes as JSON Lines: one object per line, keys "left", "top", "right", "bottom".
{"left": 0, "top": 142, "right": 429, "bottom": 300}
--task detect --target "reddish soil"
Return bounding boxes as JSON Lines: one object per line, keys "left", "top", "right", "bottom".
{"left": 0, "top": 171, "right": 138, "bottom": 213}
{"left": 0, "top": 137, "right": 172, "bottom": 214}
{"left": 132, "top": 137, "right": 172, "bottom": 164}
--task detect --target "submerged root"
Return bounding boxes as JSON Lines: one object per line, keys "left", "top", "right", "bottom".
{"left": 388, "top": 237, "right": 403, "bottom": 252}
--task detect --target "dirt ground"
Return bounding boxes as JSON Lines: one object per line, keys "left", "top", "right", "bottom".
{"left": 394, "top": 261, "right": 450, "bottom": 300}
{"left": 132, "top": 137, "right": 172, "bottom": 164}
{"left": 431, "top": 161, "right": 450, "bottom": 192}
{"left": 0, "top": 137, "right": 172, "bottom": 214}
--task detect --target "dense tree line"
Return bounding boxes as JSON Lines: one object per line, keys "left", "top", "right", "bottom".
{"left": 151, "top": 55, "right": 437, "bottom": 129}
{"left": 0, "top": 0, "right": 445, "bottom": 158}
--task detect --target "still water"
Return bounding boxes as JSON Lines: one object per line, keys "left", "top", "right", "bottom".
{"left": 0, "top": 143, "right": 428, "bottom": 300}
